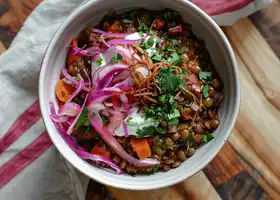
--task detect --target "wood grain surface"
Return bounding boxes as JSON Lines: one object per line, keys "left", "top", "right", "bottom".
{"left": 1, "top": 0, "right": 280, "bottom": 200}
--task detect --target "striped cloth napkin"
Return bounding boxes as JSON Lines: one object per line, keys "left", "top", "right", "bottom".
{"left": 0, "top": 0, "right": 271, "bottom": 199}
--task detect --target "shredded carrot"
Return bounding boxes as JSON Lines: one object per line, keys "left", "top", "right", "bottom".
{"left": 130, "top": 138, "right": 151, "bottom": 160}
{"left": 91, "top": 145, "right": 111, "bottom": 158}
{"left": 134, "top": 92, "right": 153, "bottom": 97}
{"left": 175, "top": 91, "right": 181, "bottom": 99}
{"left": 55, "top": 79, "right": 75, "bottom": 102}
{"left": 143, "top": 96, "right": 160, "bottom": 104}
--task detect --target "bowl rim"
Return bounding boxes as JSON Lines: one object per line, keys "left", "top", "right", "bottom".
{"left": 39, "top": 0, "right": 240, "bottom": 190}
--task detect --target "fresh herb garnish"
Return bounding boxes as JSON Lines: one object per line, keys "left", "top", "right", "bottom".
{"left": 151, "top": 52, "right": 162, "bottom": 63}
{"left": 199, "top": 71, "right": 212, "bottom": 82}
{"left": 155, "top": 126, "right": 165, "bottom": 134}
{"left": 152, "top": 166, "right": 160, "bottom": 172}
{"left": 177, "top": 46, "right": 184, "bottom": 54}
{"left": 202, "top": 84, "right": 210, "bottom": 98}
{"left": 137, "top": 19, "right": 151, "bottom": 33}
{"left": 96, "top": 57, "right": 103, "bottom": 66}
{"left": 136, "top": 126, "right": 155, "bottom": 138}
{"left": 109, "top": 54, "right": 122, "bottom": 64}
{"left": 75, "top": 108, "right": 90, "bottom": 129}
{"left": 167, "top": 53, "right": 184, "bottom": 65}
{"left": 166, "top": 109, "right": 180, "bottom": 120}
{"left": 167, "top": 118, "right": 179, "bottom": 126}
{"left": 138, "top": 31, "right": 144, "bottom": 38}
{"left": 201, "top": 134, "right": 214, "bottom": 143}
{"left": 141, "top": 36, "right": 155, "bottom": 50}
{"left": 157, "top": 68, "right": 182, "bottom": 92}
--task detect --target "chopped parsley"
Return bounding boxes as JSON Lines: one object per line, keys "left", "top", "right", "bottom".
{"left": 199, "top": 71, "right": 212, "bottom": 82}
{"left": 141, "top": 36, "right": 155, "bottom": 50}
{"left": 177, "top": 46, "right": 184, "bottom": 54}
{"left": 138, "top": 31, "right": 144, "bottom": 38}
{"left": 167, "top": 52, "right": 184, "bottom": 65}
{"left": 75, "top": 107, "right": 90, "bottom": 129}
{"left": 202, "top": 84, "right": 210, "bottom": 98}
{"left": 109, "top": 54, "right": 122, "bottom": 64}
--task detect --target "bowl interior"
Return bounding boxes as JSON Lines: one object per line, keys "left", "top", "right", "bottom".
{"left": 39, "top": 0, "right": 239, "bottom": 190}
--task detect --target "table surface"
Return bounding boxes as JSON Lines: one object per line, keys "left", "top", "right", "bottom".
{"left": 1, "top": 0, "right": 280, "bottom": 199}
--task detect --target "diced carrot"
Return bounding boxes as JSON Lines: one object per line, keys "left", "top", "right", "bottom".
{"left": 130, "top": 138, "right": 151, "bottom": 160}
{"left": 55, "top": 79, "right": 75, "bottom": 102}
{"left": 108, "top": 22, "right": 120, "bottom": 33}
{"left": 67, "top": 38, "right": 78, "bottom": 65}
{"left": 91, "top": 145, "right": 111, "bottom": 158}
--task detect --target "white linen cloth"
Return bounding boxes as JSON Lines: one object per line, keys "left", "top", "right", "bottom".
{"left": 0, "top": 0, "right": 271, "bottom": 199}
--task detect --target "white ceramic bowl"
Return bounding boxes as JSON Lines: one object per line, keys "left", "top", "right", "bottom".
{"left": 39, "top": 0, "right": 240, "bottom": 190}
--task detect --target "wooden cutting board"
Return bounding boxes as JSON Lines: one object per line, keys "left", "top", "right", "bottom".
{"left": 1, "top": 0, "right": 280, "bottom": 199}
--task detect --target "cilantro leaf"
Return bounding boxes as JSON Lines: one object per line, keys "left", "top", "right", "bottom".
{"left": 167, "top": 53, "right": 183, "bottom": 65}
{"left": 167, "top": 118, "right": 179, "bottom": 126}
{"left": 75, "top": 108, "right": 90, "bottom": 129}
{"left": 166, "top": 109, "right": 180, "bottom": 120}
{"left": 157, "top": 68, "right": 182, "bottom": 92}
{"left": 177, "top": 46, "right": 184, "bottom": 54}
{"left": 151, "top": 52, "right": 162, "bottom": 63}
{"left": 155, "top": 126, "right": 165, "bottom": 134}
{"left": 202, "top": 84, "right": 210, "bottom": 98}
{"left": 136, "top": 126, "right": 155, "bottom": 138}
{"left": 138, "top": 31, "right": 144, "bottom": 38}
{"left": 167, "top": 45, "right": 176, "bottom": 52}
{"left": 109, "top": 54, "right": 122, "bottom": 64}
{"left": 199, "top": 71, "right": 212, "bottom": 82}
{"left": 201, "top": 134, "right": 214, "bottom": 143}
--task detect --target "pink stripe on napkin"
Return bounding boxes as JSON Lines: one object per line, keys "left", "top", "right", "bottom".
{"left": 0, "top": 100, "right": 41, "bottom": 155}
{"left": 0, "top": 131, "right": 53, "bottom": 189}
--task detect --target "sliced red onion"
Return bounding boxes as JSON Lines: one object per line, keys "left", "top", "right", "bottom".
{"left": 107, "top": 39, "right": 141, "bottom": 45}
{"left": 72, "top": 47, "right": 100, "bottom": 57}
{"left": 187, "top": 74, "right": 199, "bottom": 85}
{"left": 62, "top": 69, "right": 79, "bottom": 85}
{"left": 66, "top": 94, "right": 88, "bottom": 135}
{"left": 122, "top": 121, "right": 129, "bottom": 137}
{"left": 191, "top": 103, "right": 199, "bottom": 111}
{"left": 103, "top": 101, "right": 113, "bottom": 107}
{"left": 95, "top": 63, "right": 129, "bottom": 90}
{"left": 100, "top": 35, "right": 110, "bottom": 47}
{"left": 114, "top": 77, "right": 133, "bottom": 90}
{"left": 192, "top": 84, "right": 201, "bottom": 93}
{"left": 85, "top": 46, "right": 101, "bottom": 53}
{"left": 50, "top": 114, "right": 69, "bottom": 123}
{"left": 104, "top": 32, "right": 130, "bottom": 37}
{"left": 59, "top": 102, "right": 81, "bottom": 116}
{"left": 93, "top": 28, "right": 107, "bottom": 35}
{"left": 90, "top": 119, "right": 160, "bottom": 167}
{"left": 111, "top": 71, "right": 130, "bottom": 84}
{"left": 88, "top": 88, "right": 121, "bottom": 105}
{"left": 108, "top": 111, "right": 123, "bottom": 133}
{"left": 66, "top": 79, "right": 84, "bottom": 103}
{"left": 62, "top": 130, "right": 123, "bottom": 174}
{"left": 110, "top": 45, "right": 132, "bottom": 60}
{"left": 119, "top": 94, "right": 130, "bottom": 113}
